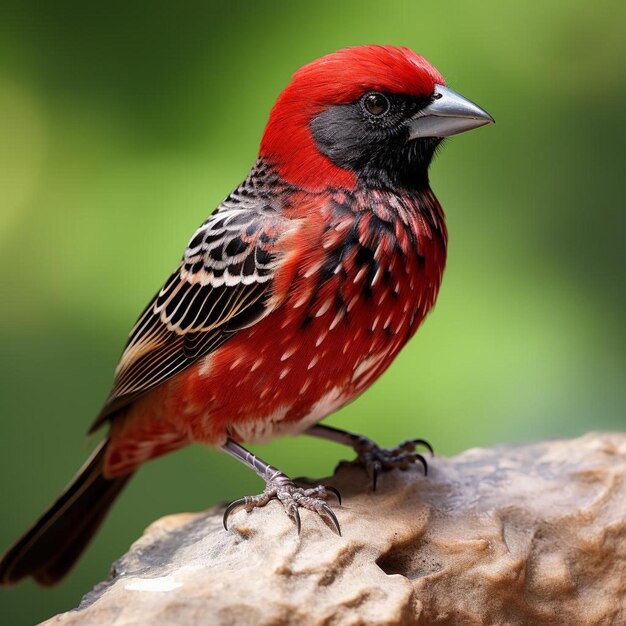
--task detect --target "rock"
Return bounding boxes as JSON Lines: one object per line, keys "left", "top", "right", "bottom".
{"left": 42, "top": 433, "right": 626, "bottom": 626}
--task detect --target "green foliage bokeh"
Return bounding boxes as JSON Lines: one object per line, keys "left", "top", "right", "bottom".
{"left": 0, "top": 1, "right": 624, "bottom": 623}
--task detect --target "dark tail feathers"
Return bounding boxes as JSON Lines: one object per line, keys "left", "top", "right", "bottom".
{"left": 0, "top": 439, "right": 132, "bottom": 586}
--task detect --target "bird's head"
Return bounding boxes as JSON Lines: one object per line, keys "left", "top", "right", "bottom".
{"left": 260, "top": 45, "right": 493, "bottom": 192}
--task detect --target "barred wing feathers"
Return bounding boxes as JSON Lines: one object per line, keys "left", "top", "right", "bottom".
{"left": 90, "top": 206, "right": 290, "bottom": 432}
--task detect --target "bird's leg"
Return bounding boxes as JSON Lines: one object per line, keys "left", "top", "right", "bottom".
{"left": 221, "top": 438, "right": 341, "bottom": 535}
{"left": 306, "top": 424, "right": 433, "bottom": 491}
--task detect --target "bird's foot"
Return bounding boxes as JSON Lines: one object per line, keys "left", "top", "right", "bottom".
{"left": 339, "top": 436, "right": 433, "bottom": 490}
{"left": 223, "top": 476, "right": 342, "bottom": 535}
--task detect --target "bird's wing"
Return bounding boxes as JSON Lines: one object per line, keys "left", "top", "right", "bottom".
{"left": 89, "top": 204, "right": 293, "bottom": 432}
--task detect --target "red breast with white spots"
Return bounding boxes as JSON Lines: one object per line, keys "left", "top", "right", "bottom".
{"left": 114, "top": 189, "right": 441, "bottom": 459}
{"left": 105, "top": 183, "right": 446, "bottom": 477}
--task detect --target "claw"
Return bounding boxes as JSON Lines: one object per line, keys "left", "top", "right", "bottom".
{"left": 325, "top": 485, "right": 342, "bottom": 505}
{"left": 371, "top": 460, "right": 381, "bottom": 491}
{"left": 321, "top": 503, "right": 342, "bottom": 536}
{"left": 223, "top": 497, "right": 247, "bottom": 531}
{"left": 348, "top": 434, "right": 434, "bottom": 491}
{"left": 224, "top": 481, "right": 340, "bottom": 536}
{"left": 413, "top": 453, "right": 428, "bottom": 476}
{"left": 407, "top": 438, "right": 434, "bottom": 456}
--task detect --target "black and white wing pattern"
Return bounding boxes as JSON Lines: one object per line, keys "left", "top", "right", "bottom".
{"left": 90, "top": 197, "right": 292, "bottom": 431}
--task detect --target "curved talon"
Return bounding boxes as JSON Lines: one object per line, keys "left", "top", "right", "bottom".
{"left": 325, "top": 485, "right": 342, "bottom": 505}
{"left": 223, "top": 497, "right": 247, "bottom": 531}
{"left": 407, "top": 438, "right": 434, "bottom": 456}
{"left": 349, "top": 435, "right": 434, "bottom": 491}
{"left": 225, "top": 483, "right": 340, "bottom": 536}
{"left": 371, "top": 460, "right": 382, "bottom": 491}
{"left": 413, "top": 453, "right": 428, "bottom": 476}
{"left": 321, "top": 503, "right": 342, "bottom": 536}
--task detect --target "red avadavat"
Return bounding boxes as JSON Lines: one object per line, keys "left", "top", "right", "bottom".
{"left": 0, "top": 45, "right": 493, "bottom": 585}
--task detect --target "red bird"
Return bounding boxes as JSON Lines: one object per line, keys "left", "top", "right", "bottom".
{"left": 0, "top": 45, "right": 493, "bottom": 586}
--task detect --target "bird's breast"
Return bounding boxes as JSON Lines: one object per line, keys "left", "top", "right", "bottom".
{"left": 164, "top": 186, "right": 447, "bottom": 445}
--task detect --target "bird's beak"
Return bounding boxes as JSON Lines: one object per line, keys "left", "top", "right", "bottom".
{"left": 407, "top": 84, "right": 494, "bottom": 140}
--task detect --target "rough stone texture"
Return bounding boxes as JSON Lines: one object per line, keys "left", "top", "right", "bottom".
{"left": 43, "top": 433, "right": 626, "bottom": 626}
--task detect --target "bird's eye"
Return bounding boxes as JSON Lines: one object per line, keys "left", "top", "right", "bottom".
{"left": 363, "top": 92, "right": 389, "bottom": 116}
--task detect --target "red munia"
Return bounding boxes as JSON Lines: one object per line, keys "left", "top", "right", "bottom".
{"left": 0, "top": 45, "right": 493, "bottom": 585}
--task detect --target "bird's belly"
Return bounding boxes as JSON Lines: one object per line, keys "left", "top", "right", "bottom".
{"left": 226, "top": 385, "right": 353, "bottom": 443}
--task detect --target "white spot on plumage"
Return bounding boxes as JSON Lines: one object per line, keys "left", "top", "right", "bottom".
{"left": 300, "top": 386, "right": 350, "bottom": 426}
{"left": 377, "top": 290, "right": 388, "bottom": 306}
{"left": 347, "top": 294, "right": 359, "bottom": 312}
{"left": 250, "top": 358, "right": 263, "bottom": 372}
{"left": 293, "top": 291, "right": 311, "bottom": 309}
{"left": 231, "top": 405, "right": 292, "bottom": 442}
{"left": 371, "top": 314, "right": 381, "bottom": 332}
{"left": 354, "top": 266, "right": 368, "bottom": 284}
{"left": 308, "top": 355, "right": 319, "bottom": 370}
{"left": 371, "top": 266, "right": 382, "bottom": 288}
{"left": 303, "top": 261, "right": 323, "bottom": 279}
{"left": 229, "top": 355, "right": 245, "bottom": 371}
{"left": 315, "top": 331, "right": 328, "bottom": 347}
{"left": 315, "top": 298, "right": 333, "bottom": 317}
{"left": 352, "top": 350, "right": 389, "bottom": 383}
{"left": 198, "top": 355, "right": 213, "bottom": 376}
{"left": 329, "top": 309, "right": 343, "bottom": 331}
{"left": 279, "top": 367, "right": 290, "bottom": 380}
{"left": 281, "top": 346, "right": 297, "bottom": 361}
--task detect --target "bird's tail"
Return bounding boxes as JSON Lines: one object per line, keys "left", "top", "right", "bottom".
{"left": 0, "top": 439, "right": 132, "bottom": 586}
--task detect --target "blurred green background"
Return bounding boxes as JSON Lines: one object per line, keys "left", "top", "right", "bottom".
{"left": 0, "top": 0, "right": 624, "bottom": 623}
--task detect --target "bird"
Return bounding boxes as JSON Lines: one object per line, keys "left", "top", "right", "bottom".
{"left": 0, "top": 44, "right": 493, "bottom": 586}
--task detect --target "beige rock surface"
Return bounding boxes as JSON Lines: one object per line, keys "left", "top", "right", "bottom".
{"left": 43, "top": 433, "right": 626, "bottom": 626}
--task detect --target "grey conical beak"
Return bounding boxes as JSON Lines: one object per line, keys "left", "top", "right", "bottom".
{"left": 408, "top": 84, "right": 494, "bottom": 140}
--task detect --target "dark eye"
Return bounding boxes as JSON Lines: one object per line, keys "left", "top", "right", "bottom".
{"left": 363, "top": 92, "right": 389, "bottom": 116}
